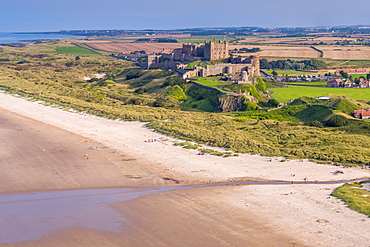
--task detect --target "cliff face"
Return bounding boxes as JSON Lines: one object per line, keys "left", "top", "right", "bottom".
{"left": 216, "top": 95, "right": 247, "bottom": 113}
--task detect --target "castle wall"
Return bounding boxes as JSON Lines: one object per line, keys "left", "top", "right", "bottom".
{"left": 201, "top": 64, "right": 248, "bottom": 77}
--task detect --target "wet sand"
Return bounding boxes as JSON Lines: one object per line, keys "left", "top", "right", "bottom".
{"left": 0, "top": 107, "right": 298, "bottom": 246}
{"left": 0, "top": 93, "right": 369, "bottom": 247}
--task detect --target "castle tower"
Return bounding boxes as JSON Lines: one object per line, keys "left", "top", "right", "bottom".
{"left": 204, "top": 40, "right": 229, "bottom": 61}
{"left": 250, "top": 55, "right": 260, "bottom": 77}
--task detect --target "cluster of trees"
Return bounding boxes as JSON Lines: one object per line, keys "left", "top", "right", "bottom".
{"left": 260, "top": 58, "right": 327, "bottom": 70}
{"left": 232, "top": 47, "right": 261, "bottom": 53}
{"left": 338, "top": 70, "right": 370, "bottom": 82}
{"left": 130, "top": 50, "right": 146, "bottom": 54}
{"left": 135, "top": 38, "right": 178, "bottom": 43}
{"left": 157, "top": 38, "right": 178, "bottom": 43}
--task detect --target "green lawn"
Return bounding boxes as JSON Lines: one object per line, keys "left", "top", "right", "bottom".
{"left": 42, "top": 46, "right": 101, "bottom": 56}
{"left": 349, "top": 74, "right": 367, "bottom": 79}
{"left": 288, "top": 81, "right": 327, "bottom": 86}
{"left": 264, "top": 70, "right": 319, "bottom": 76}
{"left": 343, "top": 60, "right": 370, "bottom": 66}
{"left": 185, "top": 62, "right": 198, "bottom": 69}
{"left": 191, "top": 77, "right": 229, "bottom": 92}
{"left": 271, "top": 86, "right": 370, "bottom": 102}
{"left": 195, "top": 78, "right": 225, "bottom": 88}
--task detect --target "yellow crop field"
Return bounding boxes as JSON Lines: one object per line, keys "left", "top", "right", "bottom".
{"left": 79, "top": 41, "right": 182, "bottom": 54}
{"left": 320, "top": 46, "right": 370, "bottom": 60}
{"left": 230, "top": 44, "right": 320, "bottom": 58}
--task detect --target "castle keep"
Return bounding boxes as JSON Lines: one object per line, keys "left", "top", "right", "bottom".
{"left": 204, "top": 40, "right": 229, "bottom": 60}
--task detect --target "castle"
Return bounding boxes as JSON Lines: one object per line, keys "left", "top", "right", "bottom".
{"left": 143, "top": 40, "right": 230, "bottom": 69}
{"left": 142, "top": 40, "right": 260, "bottom": 84}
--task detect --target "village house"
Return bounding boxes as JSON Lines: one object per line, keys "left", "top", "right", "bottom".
{"left": 327, "top": 78, "right": 344, "bottom": 87}
{"left": 353, "top": 109, "right": 370, "bottom": 119}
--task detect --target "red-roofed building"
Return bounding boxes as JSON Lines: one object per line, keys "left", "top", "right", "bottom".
{"left": 327, "top": 78, "right": 343, "bottom": 87}
{"left": 335, "top": 69, "right": 367, "bottom": 75}
{"left": 353, "top": 109, "right": 370, "bottom": 119}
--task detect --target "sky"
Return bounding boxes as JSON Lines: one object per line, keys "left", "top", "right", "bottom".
{"left": 2, "top": 0, "right": 370, "bottom": 32}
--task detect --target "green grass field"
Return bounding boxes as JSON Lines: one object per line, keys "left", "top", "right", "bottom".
{"left": 271, "top": 86, "right": 370, "bottom": 102}
{"left": 343, "top": 60, "right": 370, "bottom": 66}
{"left": 42, "top": 46, "right": 101, "bottom": 56}
{"left": 288, "top": 81, "right": 327, "bottom": 86}
{"left": 349, "top": 74, "right": 367, "bottom": 79}
{"left": 264, "top": 70, "right": 319, "bottom": 76}
{"left": 193, "top": 78, "right": 225, "bottom": 88}
{"left": 178, "top": 38, "right": 236, "bottom": 43}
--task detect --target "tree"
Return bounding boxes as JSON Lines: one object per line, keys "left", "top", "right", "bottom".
{"left": 340, "top": 71, "right": 348, "bottom": 79}
{"left": 272, "top": 71, "right": 278, "bottom": 79}
{"left": 268, "top": 98, "right": 280, "bottom": 107}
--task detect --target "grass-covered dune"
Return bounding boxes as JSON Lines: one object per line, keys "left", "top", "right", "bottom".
{"left": 1, "top": 44, "right": 370, "bottom": 166}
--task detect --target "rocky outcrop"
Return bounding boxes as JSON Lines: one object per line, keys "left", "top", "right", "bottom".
{"left": 216, "top": 95, "right": 248, "bottom": 113}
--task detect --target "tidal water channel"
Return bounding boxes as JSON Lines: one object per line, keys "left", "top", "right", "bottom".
{"left": 0, "top": 179, "right": 368, "bottom": 244}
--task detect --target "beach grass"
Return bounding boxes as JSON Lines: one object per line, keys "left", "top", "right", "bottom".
{"left": 332, "top": 181, "right": 370, "bottom": 217}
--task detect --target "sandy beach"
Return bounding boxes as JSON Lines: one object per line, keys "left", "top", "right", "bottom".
{"left": 0, "top": 92, "right": 369, "bottom": 247}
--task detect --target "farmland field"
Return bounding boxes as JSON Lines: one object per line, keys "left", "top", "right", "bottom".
{"left": 237, "top": 36, "right": 357, "bottom": 45}
{"left": 320, "top": 46, "right": 370, "bottom": 60}
{"left": 264, "top": 70, "right": 318, "bottom": 76}
{"left": 79, "top": 41, "right": 182, "bottom": 53}
{"left": 42, "top": 46, "right": 101, "bottom": 56}
{"left": 343, "top": 60, "right": 370, "bottom": 66}
{"left": 231, "top": 45, "right": 320, "bottom": 58}
{"left": 271, "top": 85, "right": 370, "bottom": 102}
{"left": 288, "top": 82, "right": 327, "bottom": 86}
{"left": 178, "top": 38, "right": 236, "bottom": 43}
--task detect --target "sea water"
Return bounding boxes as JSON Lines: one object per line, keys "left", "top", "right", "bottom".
{"left": 0, "top": 32, "right": 84, "bottom": 45}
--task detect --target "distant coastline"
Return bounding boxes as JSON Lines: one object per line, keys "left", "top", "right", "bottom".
{"left": 0, "top": 32, "right": 85, "bottom": 46}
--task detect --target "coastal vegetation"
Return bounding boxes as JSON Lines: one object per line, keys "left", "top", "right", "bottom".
{"left": 260, "top": 58, "right": 327, "bottom": 70}
{"left": 332, "top": 181, "right": 370, "bottom": 217}
{"left": 1, "top": 42, "right": 370, "bottom": 166}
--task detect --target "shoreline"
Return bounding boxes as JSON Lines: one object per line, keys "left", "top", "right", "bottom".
{"left": 0, "top": 91, "right": 369, "bottom": 246}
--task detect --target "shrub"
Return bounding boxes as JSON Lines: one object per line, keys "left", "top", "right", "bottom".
{"left": 310, "top": 120, "right": 323, "bottom": 128}
{"left": 153, "top": 98, "right": 165, "bottom": 107}
{"left": 268, "top": 99, "right": 280, "bottom": 107}
{"left": 134, "top": 88, "right": 147, "bottom": 94}
{"left": 326, "top": 115, "right": 348, "bottom": 127}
